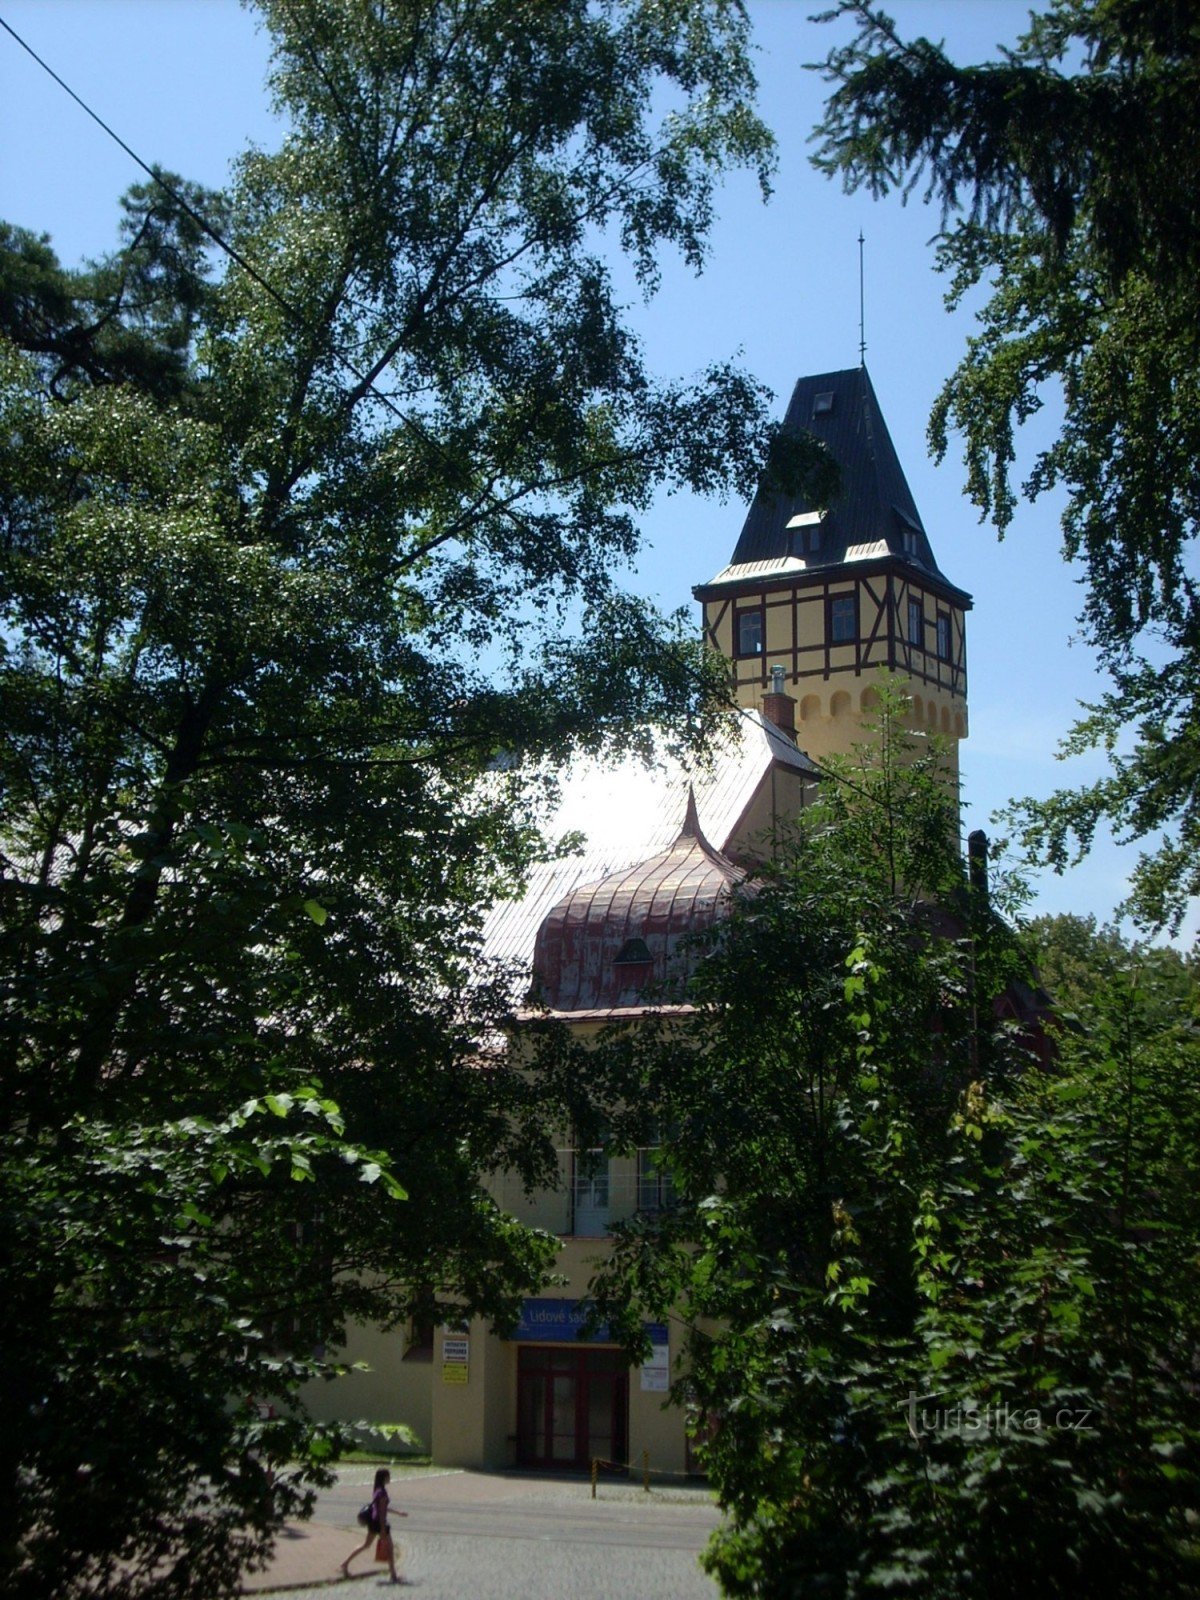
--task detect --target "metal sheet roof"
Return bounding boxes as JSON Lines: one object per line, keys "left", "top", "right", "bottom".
{"left": 479, "top": 709, "right": 813, "bottom": 979}
{"left": 698, "top": 367, "right": 970, "bottom": 604}
{"left": 532, "top": 792, "right": 743, "bottom": 1011}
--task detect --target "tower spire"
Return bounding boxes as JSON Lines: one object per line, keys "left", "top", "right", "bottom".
{"left": 858, "top": 231, "right": 866, "bottom": 366}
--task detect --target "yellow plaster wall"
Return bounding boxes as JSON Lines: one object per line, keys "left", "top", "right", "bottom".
{"left": 428, "top": 1323, "right": 480, "bottom": 1467}
{"left": 703, "top": 575, "right": 967, "bottom": 777}
{"left": 301, "top": 1320, "right": 433, "bottom": 1452}
{"left": 628, "top": 1323, "right": 688, "bottom": 1476}
{"left": 725, "top": 765, "right": 817, "bottom": 862}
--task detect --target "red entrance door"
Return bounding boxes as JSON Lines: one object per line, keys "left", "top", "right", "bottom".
{"left": 516, "top": 1347, "right": 628, "bottom": 1470}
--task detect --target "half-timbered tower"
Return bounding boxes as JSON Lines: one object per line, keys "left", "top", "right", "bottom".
{"left": 694, "top": 366, "right": 971, "bottom": 775}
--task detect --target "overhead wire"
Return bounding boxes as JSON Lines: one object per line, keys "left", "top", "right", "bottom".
{"left": 0, "top": 9, "right": 974, "bottom": 841}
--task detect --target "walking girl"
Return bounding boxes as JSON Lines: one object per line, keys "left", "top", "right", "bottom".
{"left": 341, "top": 1467, "right": 407, "bottom": 1583}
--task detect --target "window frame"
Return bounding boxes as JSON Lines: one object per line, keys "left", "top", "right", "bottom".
{"left": 734, "top": 604, "right": 765, "bottom": 659}
{"left": 907, "top": 596, "right": 924, "bottom": 649}
{"left": 936, "top": 610, "right": 952, "bottom": 662}
{"left": 637, "top": 1146, "right": 677, "bottom": 1215}
{"left": 828, "top": 592, "right": 858, "bottom": 645}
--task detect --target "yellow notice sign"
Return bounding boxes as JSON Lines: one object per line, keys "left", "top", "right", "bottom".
{"left": 442, "top": 1363, "right": 468, "bottom": 1384}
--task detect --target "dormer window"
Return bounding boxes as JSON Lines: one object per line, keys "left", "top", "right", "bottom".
{"left": 786, "top": 508, "right": 826, "bottom": 557}
{"left": 812, "top": 391, "right": 835, "bottom": 418}
{"left": 614, "top": 937, "right": 652, "bottom": 965}
{"left": 894, "top": 506, "right": 922, "bottom": 560}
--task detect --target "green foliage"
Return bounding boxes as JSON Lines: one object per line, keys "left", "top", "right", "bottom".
{"left": 1024, "top": 910, "right": 1200, "bottom": 1026}
{"left": 812, "top": 0, "right": 1200, "bottom": 932}
{"left": 0, "top": 1096, "right": 394, "bottom": 1600}
{"left": 0, "top": 2, "right": 813, "bottom": 1594}
{"left": 586, "top": 703, "right": 1200, "bottom": 1597}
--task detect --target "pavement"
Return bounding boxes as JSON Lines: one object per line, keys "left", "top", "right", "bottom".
{"left": 243, "top": 1465, "right": 723, "bottom": 1600}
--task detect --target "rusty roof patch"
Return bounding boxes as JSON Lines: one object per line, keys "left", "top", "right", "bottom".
{"left": 531, "top": 788, "right": 744, "bottom": 1013}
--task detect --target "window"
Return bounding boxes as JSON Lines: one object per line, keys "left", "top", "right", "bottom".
{"left": 895, "top": 507, "right": 921, "bottom": 558}
{"left": 735, "top": 607, "right": 764, "bottom": 657}
{"left": 787, "top": 509, "right": 825, "bottom": 555}
{"left": 638, "top": 1146, "right": 677, "bottom": 1214}
{"left": 572, "top": 1148, "right": 611, "bottom": 1237}
{"left": 829, "top": 593, "right": 857, "bottom": 644}
{"left": 614, "top": 936, "right": 652, "bottom": 965}
{"left": 812, "top": 391, "right": 835, "bottom": 418}
{"left": 403, "top": 1316, "right": 434, "bottom": 1362}
{"left": 936, "top": 612, "right": 952, "bottom": 662}
{"left": 907, "top": 597, "right": 924, "bottom": 647}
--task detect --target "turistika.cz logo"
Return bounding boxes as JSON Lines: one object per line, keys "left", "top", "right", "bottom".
{"left": 904, "top": 1392, "right": 1096, "bottom": 1438}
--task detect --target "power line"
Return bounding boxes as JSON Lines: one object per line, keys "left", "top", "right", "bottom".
{"left": 0, "top": 11, "right": 304, "bottom": 330}
{"left": 0, "top": 10, "right": 971, "bottom": 839}
{"left": 0, "top": 9, "right": 700, "bottom": 574}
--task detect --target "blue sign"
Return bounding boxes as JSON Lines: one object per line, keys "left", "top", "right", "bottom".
{"left": 510, "top": 1298, "right": 668, "bottom": 1346}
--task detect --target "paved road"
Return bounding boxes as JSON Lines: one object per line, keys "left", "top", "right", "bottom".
{"left": 253, "top": 1465, "right": 722, "bottom": 1600}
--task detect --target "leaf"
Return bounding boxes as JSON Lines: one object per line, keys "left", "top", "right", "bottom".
{"left": 302, "top": 899, "right": 328, "bottom": 926}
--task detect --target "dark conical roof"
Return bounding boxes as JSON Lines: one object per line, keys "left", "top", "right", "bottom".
{"left": 706, "top": 367, "right": 967, "bottom": 602}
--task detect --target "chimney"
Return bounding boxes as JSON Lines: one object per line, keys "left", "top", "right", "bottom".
{"left": 761, "top": 665, "right": 797, "bottom": 739}
{"left": 967, "top": 829, "right": 989, "bottom": 902}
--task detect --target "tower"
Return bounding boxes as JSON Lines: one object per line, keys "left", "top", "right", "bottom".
{"left": 694, "top": 367, "right": 971, "bottom": 775}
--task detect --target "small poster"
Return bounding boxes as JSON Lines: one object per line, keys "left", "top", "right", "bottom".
{"left": 442, "top": 1337, "right": 469, "bottom": 1364}
{"left": 640, "top": 1342, "right": 670, "bottom": 1392}
{"left": 441, "top": 1363, "right": 468, "bottom": 1384}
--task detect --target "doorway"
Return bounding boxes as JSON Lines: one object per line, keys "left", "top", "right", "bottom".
{"left": 516, "top": 1346, "right": 629, "bottom": 1470}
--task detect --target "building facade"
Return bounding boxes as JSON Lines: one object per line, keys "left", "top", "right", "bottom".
{"left": 305, "top": 367, "right": 975, "bottom": 1474}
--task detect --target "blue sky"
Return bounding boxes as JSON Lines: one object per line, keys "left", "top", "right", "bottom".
{"left": 2, "top": 0, "right": 1188, "bottom": 944}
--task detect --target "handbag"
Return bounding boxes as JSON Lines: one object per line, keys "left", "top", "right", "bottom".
{"left": 374, "top": 1529, "right": 393, "bottom": 1563}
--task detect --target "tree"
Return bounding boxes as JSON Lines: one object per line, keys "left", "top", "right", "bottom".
{"left": 0, "top": 2, "right": 815, "bottom": 1594}
{"left": 1023, "top": 910, "right": 1200, "bottom": 1025}
{"left": 587, "top": 706, "right": 1200, "bottom": 1597}
{"left": 811, "top": 0, "right": 1200, "bottom": 932}
{"left": 580, "top": 703, "right": 1017, "bottom": 1588}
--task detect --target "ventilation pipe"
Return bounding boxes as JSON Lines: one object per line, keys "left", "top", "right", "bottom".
{"left": 761, "top": 664, "right": 797, "bottom": 739}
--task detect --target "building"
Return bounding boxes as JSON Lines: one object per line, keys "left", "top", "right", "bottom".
{"left": 305, "top": 367, "right": 975, "bottom": 1473}
{"left": 694, "top": 366, "right": 971, "bottom": 776}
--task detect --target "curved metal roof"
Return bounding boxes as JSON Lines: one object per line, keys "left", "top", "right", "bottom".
{"left": 478, "top": 709, "right": 814, "bottom": 988}
{"left": 531, "top": 789, "right": 743, "bottom": 1013}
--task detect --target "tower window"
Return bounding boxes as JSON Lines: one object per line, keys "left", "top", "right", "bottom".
{"left": 829, "top": 594, "right": 857, "bottom": 644}
{"left": 907, "top": 597, "right": 924, "bottom": 647}
{"left": 735, "top": 607, "right": 764, "bottom": 657}
{"left": 936, "top": 612, "right": 952, "bottom": 661}
{"left": 812, "top": 391, "right": 835, "bottom": 418}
